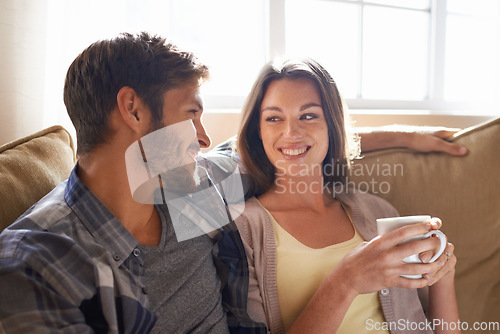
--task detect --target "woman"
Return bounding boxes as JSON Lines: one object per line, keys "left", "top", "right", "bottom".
{"left": 235, "top": 58, "right": 460, "bottom": 333}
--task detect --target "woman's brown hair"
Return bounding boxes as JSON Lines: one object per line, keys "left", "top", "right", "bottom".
{"left": 237, "top": 58, "right": 359, "bottom": 197}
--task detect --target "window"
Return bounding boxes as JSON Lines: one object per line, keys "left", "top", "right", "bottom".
{"left": 281, "top": 0, "right": 500, "bottom": 114}
{"left": 44, "top": 0, "right": 268, "bottom": 118}
{"left": 166, "top": 0, "right": 267, "bottom": 106}
{"left": 45, "top": 0, "right": 500, "bottom": 117}
{"left": 444, "top": 0, "right": 500, "bottom": 106}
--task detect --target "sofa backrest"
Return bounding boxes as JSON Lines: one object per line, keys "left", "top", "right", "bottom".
{"left": 0, "top": 126, "right": 75, "bottom": 231}
{"left": 349, "top": 117, "right": 500, "bottom": 328}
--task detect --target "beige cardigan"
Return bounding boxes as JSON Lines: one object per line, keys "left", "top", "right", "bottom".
{"left": 235, "top": 190, "right": 433, "bottom": 334}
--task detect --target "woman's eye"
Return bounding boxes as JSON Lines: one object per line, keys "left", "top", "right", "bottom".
{"left": 265, "top": 116, "right": 280, "bottom": 122}
{"left": 301, "top": 113, "right": 318, "bottom": 120}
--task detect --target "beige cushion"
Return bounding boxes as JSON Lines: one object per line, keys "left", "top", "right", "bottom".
{"left": 350, "top": 117, "right": 500, "bottom": 326}
{"left": 0, "top": 126, "right": 75, "bottom": 231}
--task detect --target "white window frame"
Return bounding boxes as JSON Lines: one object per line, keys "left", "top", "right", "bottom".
{"left": 254, "top": 0, "right": 497, "bottom": 115}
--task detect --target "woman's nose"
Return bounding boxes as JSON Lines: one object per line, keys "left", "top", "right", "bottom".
{"left": 283, "top": 119, "right": 302, "bottom": 139}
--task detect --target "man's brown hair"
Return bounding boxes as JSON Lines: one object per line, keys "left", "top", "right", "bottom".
{"left": 64, "top": 32, "right": 209, "bottom": 156}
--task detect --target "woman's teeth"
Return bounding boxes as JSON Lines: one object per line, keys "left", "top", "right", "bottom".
{"left": 282, "top": 147, "right": 308, "bottom": 156}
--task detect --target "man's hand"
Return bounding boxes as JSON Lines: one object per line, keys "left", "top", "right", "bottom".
{"left": 403, "top": 128, "right": 468, "bottom": 156}
{"left": 357, "top": 126, "right": 468, "bottom": 155}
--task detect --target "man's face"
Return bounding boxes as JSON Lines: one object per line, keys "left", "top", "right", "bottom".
{"left": 152, "top": 83, "right": 212, "bottom": 193}
{"left": 125, "top": 83, "right": 213, "bottom": 203}
{"left": 158, "top": 83, "right": 211, "bottom": 149}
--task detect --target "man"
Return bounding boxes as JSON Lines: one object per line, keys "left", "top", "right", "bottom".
{"left": 0, "top": 32, "right": 261, "bottom": 333}
{"left": 0, "top": 32, "right": 466, "bottom": 333}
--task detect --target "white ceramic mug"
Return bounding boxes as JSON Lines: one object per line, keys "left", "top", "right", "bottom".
{"left": 376, "top": 215, "right": 447, "bottom": 279}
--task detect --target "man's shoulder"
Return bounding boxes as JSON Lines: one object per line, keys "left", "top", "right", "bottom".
{"left": 0, "top": 226, "right": 107, "bottom": 317}
{"left": 9, "top": 181, "right": 72, "bottom": 232}
{"left": 1, "top": 180, "right": 91, "bottom": 267}
{"left": 0, "top": 228, "right": 98, "bottom": 300}
{"left": 0, "top": 228, "right": 78, "bottom": 261}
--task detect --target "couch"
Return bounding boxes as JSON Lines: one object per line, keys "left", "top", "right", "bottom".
{"left": 348, "top": 117, "right": 500, "bottom": 331}
{"left": 0, "top": 118, "right": 499, "bottom": 332}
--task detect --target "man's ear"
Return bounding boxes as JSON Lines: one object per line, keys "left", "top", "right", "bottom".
{"left": 116, "top": 86, "right": 148, "bottom": 133}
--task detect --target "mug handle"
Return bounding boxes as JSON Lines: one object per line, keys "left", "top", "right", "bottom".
{"left": 425, "top": 230, "right": 447, "bottom": 263}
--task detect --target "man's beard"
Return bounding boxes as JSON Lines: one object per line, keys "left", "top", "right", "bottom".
{"left": 125, "top": 120, "right": 203, "bottom": 205}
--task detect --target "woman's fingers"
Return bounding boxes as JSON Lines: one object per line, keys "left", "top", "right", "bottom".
{"left": 392, "top": 233, "right": 446, "bottom": 261}
{"left": 419, "top": 234, "right": 445, "bottom": 263}
{"left": 429, "top": 217, "right": 442, "bottom": 230}
{"left": 426, "top": 243, "right": 457, "bottom": 286}
{"left": 399, "top": 262, "right": 440, "bottom": 277}
{"left": 382, "top": 222, "right": 432, "bottom": 246}
{"left": 380, "top": 218, "right": 445, "bottom": 263}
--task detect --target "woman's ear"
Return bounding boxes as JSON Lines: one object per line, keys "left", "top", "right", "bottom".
{"left": 116, "top": 86, "right": 148, "bottom": 133}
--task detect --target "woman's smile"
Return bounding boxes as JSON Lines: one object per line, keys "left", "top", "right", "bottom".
{"left": 278, "top": 145, "right": 311, "bottom": 159}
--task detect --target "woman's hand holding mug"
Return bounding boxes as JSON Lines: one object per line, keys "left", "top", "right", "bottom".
{"left": 336, "top": 216, "right": 456, "bottom": 295}
{"left": 377, "top": 216, "right": 447, "bottom": 279}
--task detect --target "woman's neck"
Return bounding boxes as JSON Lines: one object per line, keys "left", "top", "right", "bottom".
{"left": 261, "top": 173, "right": 332, "bottom": 213}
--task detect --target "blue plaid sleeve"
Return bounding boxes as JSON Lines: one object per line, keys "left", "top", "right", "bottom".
{"left": 0, "top": 228, "right": 156, "bottom": 334}
{"left": 0, "top": 229, "right": 96, "bottom": 333}
{"left": 213, "top": 224, "right": 267, "bottom": 334}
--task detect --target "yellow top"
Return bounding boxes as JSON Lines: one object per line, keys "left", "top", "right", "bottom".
{"left": 270, "top": 208, "right": 389, "bottom": 333}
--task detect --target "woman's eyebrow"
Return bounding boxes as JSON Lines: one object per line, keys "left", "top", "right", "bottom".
{"left": 261, "top": 106, "right": 282, "bottom": 113}
{"left": 300, "top": 103, "right": 322, "bottom": 111}
{"left": 261, "top": 103, "right": 321, "bottom": 113}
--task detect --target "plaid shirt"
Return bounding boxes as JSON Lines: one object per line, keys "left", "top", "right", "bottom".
{"left": 0, "top": 162, "right": 266, "bottom": 333}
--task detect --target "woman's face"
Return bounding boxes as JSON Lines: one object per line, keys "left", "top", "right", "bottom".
{"left": 259, "top": 77, "right": 329, "bottom": 177}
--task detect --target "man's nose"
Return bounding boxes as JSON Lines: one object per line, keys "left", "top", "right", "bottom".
{"left": 195, "top": 122, "right": 211, "bottom": 148}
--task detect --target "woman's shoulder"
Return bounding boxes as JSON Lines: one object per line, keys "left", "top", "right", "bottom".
{"left": 234, "top": 197, "right": 272, "bottom": 243}
{"left": 236, "top": 197, "right": 268, "bottom": 227}
{"left": 335, "top": 186, "right": 399, "bottom": 217}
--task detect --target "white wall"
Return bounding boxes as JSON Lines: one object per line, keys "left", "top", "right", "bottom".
{"left": 0, "top": 0, "right": 52, "bottom": 145}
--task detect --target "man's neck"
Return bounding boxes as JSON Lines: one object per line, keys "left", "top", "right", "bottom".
{"left": 77, "top": 149, "right": 162, "bottom": 246}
